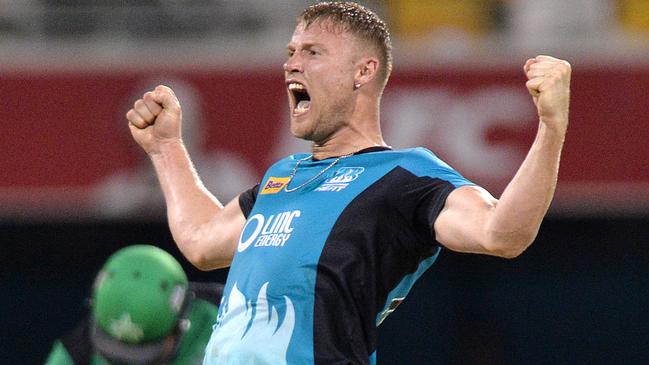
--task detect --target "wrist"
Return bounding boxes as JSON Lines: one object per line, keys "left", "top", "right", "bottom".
{"left": 536, "top": 120, "right": 567, "bottom": 146}
{"left": 147, "top": 138, "right": 186, "bottom": 160}
{"left": 539, "top": 114, "right": 568, "bottom": 135}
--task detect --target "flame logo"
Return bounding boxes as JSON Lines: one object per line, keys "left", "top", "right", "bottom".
{"left": 203, "top": 282, "right": 295, "bottom": 364}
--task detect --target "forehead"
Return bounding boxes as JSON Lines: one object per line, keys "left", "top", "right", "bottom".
{"left": 288, "top": 19, "right": 356, "bottom": 48}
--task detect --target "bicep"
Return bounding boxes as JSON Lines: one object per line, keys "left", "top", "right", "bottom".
{"left": 433, "top": 185, "right": 498, "bottom": 255}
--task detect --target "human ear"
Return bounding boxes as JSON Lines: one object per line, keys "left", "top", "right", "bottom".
{"left": 353, "top": 57, "right": 379, "bottom": 89}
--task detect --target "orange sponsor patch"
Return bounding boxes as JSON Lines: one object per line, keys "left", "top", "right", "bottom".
{"left": 260, "top": 177, "right": 291, "bottom": 195}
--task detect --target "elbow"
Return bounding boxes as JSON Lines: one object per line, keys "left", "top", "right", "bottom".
{"left": 482, "top": 230, "right": 537, "bottom": 259}
{"left": 173, "top": 229, "right": 217, "bottom": 271}
{"left": 193, "top": 255, "right": 230, "bottom": 271}
{"left": 184, "top": 249, "right": 215, "bottom": 271}
{"left": 175, "top": 235, "right": 208, "bottom": 269}
{"left": 180, "top": 242, "right": 227, "bottom": 271}
{"left": 496, "top": 245, "right": 527, "bottom": 259}
{"left": 174, "top": 229, "right": 231, "bottom": 271}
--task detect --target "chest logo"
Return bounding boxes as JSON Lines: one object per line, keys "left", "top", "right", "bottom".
{"left": 260, "top": 177, "right": 291, "bottom": 195}
{"left": 238, "top": 210, "right": 301, "bottom": 252}
{"left": 315, "top": 167, "right": 365, "bottom": 192}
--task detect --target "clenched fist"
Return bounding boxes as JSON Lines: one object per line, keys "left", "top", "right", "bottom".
{"left": 126, "top": 85, "right": 183, "bottom": 155}
{"left": 524, "top": 55, "right": 571, "bottom": 134}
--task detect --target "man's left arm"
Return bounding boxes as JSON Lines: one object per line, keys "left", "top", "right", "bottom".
{"left": 434, "top": 55, "right": 571, "bottom": 258}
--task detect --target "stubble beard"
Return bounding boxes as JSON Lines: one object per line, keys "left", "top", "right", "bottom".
{"left": 292, "top": 95, "right": 353, "bottom": 145}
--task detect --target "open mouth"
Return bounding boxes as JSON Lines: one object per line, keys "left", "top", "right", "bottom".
{"left": 288, "top": 82, "right": 311, "bottom": 116}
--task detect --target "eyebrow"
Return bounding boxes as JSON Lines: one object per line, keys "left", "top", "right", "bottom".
{"left": 286, "top": 41, "right": 326, "bottom": 51}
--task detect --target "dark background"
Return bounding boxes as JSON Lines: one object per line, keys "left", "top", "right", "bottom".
{"left": 2, "top": 216, "right": 647, "bottom": 364}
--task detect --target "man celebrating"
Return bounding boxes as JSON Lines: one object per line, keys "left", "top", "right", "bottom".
{"left": 125, "top": 2, "right": 570, "bottom": 364}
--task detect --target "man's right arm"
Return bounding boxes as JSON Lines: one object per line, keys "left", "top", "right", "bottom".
{"left": 126, "top": 85, "right": 245, "bottom": 270}
{"left": 149, "top": 140, "right": 245, "bottom": 269}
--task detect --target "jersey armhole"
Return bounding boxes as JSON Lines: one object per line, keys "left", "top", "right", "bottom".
{"left": 238, "top": 183, "right": 260, "bottom": 218}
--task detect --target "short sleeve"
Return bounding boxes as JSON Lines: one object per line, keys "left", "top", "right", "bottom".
{"left": 238, "top": 184, "right": 260, "bottom": 218}
{"left": 399, "top": 175, "right": 456, "bottom": 248}
{"left": 396, "top": 148, "right": 476, "bottom": 249}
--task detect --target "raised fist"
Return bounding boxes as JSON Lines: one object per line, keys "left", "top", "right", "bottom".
{"left": 524, "top": 55, "right": 571, "bottom": 133}
{"left": 126, "top": 85, "right": 183, "bottom": 154}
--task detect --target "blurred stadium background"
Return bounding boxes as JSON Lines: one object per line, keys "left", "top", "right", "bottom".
{"left": 1, "top": 1, "right": 648, "bottom": 364}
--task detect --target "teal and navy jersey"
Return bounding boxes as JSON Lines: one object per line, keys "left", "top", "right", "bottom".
{"left": 203, "top": 147, "right": 473, "bottom": 365}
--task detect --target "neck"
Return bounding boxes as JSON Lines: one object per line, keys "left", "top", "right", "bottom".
{"left": 310, "top": 124, "right": 387, "bottom": 160}
{"left": 310, "top": 92, "right": 387, "bottom": 160}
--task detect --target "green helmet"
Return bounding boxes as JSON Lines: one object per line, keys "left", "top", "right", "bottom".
{"left": 92, "top": 245, "right": 189, "bottom": 345}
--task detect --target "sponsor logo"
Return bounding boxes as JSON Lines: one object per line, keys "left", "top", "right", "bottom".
{"left": 315, "top": 167, "right": 365, "bottom": 192}
{"left": 238, "top": 210, "right": 301, "bottom": 252}
{"left": 260, "top": 177, "right": 291, "bottom": 195}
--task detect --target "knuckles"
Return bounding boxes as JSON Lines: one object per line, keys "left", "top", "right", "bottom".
{"left": 142, "top": 91, "right": 155, "bottom": 102}
{"left": 133, "top": 99, "right": 146, "bottom": 110}
{"left": 125, "top": 109, "right": 137, "bottom": 120}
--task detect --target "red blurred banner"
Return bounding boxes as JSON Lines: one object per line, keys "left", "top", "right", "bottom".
{"left": 1, "top": 67, "right": 648, "bottom": 219}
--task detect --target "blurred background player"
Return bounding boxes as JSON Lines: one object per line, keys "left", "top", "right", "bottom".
{"left": 45, "top": 245, "right": 223, "bottom": 365}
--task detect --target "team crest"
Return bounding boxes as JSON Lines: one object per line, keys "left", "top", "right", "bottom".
{"left": 315, "top": 167, "right": 365, "bottom": 192}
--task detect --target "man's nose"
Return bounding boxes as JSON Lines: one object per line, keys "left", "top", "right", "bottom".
{"left": 283, "top": 55, "right": 303, "bottom": 73}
